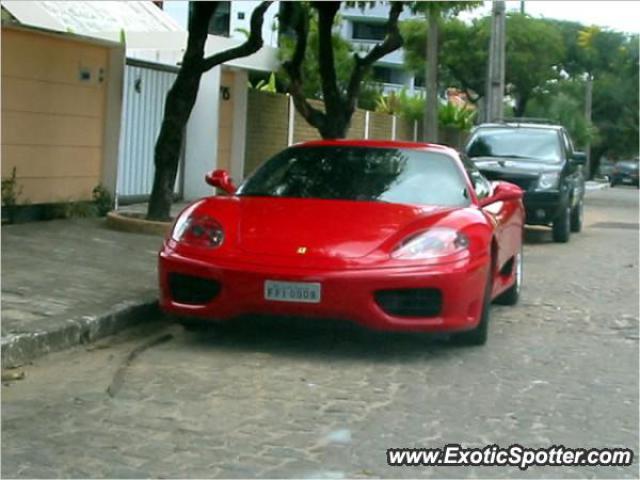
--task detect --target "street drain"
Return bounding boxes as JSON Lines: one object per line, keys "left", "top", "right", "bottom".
{"left": 591, "top": 222, "right": 639, "bottom": 230}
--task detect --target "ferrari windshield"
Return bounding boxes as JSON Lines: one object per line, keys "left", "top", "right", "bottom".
{"left": 238, "top": 146, "right": 470, "bottom": 207}
{"left": 466, "top": 127, "right": 562, "bottom": 163}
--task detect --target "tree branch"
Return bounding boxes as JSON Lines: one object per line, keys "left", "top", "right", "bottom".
{"left": 346, "top": 1, "right": 404, "bottom": 112}
{"left": 200, "top": 1, "right": 272, "bottom": 72}
{"left": 282, "top": 4, "right": 326, "bottom": 130}
{"left": 313, "top": 2, "right": 342, "bottom": 113}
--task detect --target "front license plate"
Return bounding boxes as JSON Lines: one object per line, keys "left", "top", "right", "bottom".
{"left": 264, "top": 280, "right": 321, "bottom": 303}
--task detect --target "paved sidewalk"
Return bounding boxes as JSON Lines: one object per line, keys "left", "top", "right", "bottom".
{"left": 1, "top": 217, "right": 166, "bottom": 368}
{"left": 586, "top": 179, "right": 610, "bottom": 191}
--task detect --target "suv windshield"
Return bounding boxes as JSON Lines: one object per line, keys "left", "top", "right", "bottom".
{"left": 239, "top": 146, "right": 470, "bottom": 207}
{"left": 467, "top": 127, "right": 562, "bottom": 163}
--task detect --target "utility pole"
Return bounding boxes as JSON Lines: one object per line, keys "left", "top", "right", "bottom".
{"left": 585, "top": 73, "right": 593, "bottom": 177}
{"left": 485, "top": 1, "right": 506, "bottom": 122}
{"left": 520, "top": 1, "right": 525, "bottom": 14}
{"left": 424, "top": 9, "right": 439, "bottom": 142}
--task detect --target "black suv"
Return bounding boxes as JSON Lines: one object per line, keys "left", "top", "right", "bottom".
{"left": 465, "top": 120, "right": 586, "bottom": 243}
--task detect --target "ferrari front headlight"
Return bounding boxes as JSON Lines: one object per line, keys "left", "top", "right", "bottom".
{"left": 171, "top": 214, "right": 224, "bottom": 248}
{"left": 392, "top": 228, "right": 469, "bottom": 260}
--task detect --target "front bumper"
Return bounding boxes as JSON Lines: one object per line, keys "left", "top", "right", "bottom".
{"left": 158, "top": 250, "right": 491, "bottom": 333}
{"left": 523, "top": 191, "right": 566, "bottom": 225}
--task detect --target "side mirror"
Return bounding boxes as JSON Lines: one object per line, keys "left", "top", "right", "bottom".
{"left": 572, "top": 152, "right": 587, "bottom": 166}
{"left": 205, "top": 169, "right": 237, "bottom": 195}
{"left": 479, "top": 181, "right": 523, "bottom": 207}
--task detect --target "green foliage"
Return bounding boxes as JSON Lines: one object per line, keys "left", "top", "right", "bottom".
{"left": 92, "top": 184, "right": 113, "bottom": 217}
{"left": 251, "top": 72, "right": 278, "bottom": 93}
{"left": 402, "top": 17, "right": 488, "bottom": 100}
{"left": 375, "top": 89, "right": 425, "bottom": 122}
{"left": 526, "top": 80, "right": 599, "bottom": 148}
{"left": 375, "top": 90, "right": 476, "bottom": 131}
{"left": 438, "top": 102, "right": 476, "bottom": 132}
{"left": 277, "top": 7, "right": 375, "bottom": 105}
{"left": 504, "top": 14, "right": 565, "bottom": 115}
{"left": 408, "top": 1, "right": 482, "bottom": 18}
{"left": 60, "top": 201, "right": 98, "bottom": 219}
{"left": 401, "top": 11, "right": 638, "bottom": 158}
{"left": 1, "top": 167, "right": 22, "bottom": 209}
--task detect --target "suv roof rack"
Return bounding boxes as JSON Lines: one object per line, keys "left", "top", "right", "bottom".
{"left": 501, "top": 117, "right": 556, "bottom": 125}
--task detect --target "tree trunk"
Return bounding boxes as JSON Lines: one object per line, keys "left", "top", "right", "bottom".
{"left": 147, "top": 71, "right": 203, "bottom": 221}
{"left": 513, "top": 94, "right": 528, "bottom": 117}
{"left": 424, "top": 11, "right": 439, "bottom": 143}
{"left": 145, "top": 2, "right": 270, "bottom": 221}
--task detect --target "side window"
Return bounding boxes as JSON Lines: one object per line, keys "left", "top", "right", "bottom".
{"left": 461, "top": 155, "right": 492, "bottom": 199}
{"left": 561, "top": 130, "right": 574, "bottom": 159}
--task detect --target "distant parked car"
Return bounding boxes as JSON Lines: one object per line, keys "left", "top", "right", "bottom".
{"left": 465, "top": 120, "right": 586, "bottom": 243}
{"left": 159, "top": 140, "right": 525, "bottom": 346}
{"left": 610, "top": 158, "right": 639, "bottom": 187}
{"left": 596, "top": 158, "right": 615, "bottom": 180}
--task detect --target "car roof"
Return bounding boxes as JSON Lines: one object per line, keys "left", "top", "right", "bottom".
{"left": 293, "top": 138, "right": 459, "bottom": 156}
{"left": 474, "top": 122, "right": 563, "bottom": 131}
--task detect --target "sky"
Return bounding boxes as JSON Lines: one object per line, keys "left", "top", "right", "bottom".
{"left": 464, "top": 1, "right": 640, "bottom": 34}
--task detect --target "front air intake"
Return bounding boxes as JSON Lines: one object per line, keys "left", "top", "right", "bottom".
{"left": 168, "top": 273, "right": 220, "bottom": 305}
{"left": 374, "top": 288, "right": 442, "bottom": 317}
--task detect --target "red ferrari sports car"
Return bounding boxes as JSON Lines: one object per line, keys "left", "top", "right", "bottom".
{"left": 159, "top": 140, "right": 524, "bottom": 345}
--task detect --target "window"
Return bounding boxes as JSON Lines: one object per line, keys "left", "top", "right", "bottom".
{"left": 466, "top": 128, "right": 562, "bottom": 163}
{"left": 372, "top": 66, "right": 393, "bottom": 84}
{"left": 352, "top": 21, "right": 387, "bottom": 41}
{"left": 239, "top": 146, "right": 470, "bottom": 207}
{"left": 237, "top": 11, "right": 245, "bottom": 20}
{"left": 561, "top": 130, "right": 574, "bottom": 159}
{"left": 189, "top": 1, "right": 230, "bottom": 36}
{"left": 461, "top": 155, "right": 491, "bottom": 199}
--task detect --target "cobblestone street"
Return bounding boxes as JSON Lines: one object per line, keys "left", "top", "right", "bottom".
{"left": 2, "top": 187, "right": 638, "bottom": 478}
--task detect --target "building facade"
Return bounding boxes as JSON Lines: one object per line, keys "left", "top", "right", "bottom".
{"left": 162, "top": 1, "right": 422, "bottom": 95}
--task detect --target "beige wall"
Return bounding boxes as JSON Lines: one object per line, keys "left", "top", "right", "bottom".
{"left": 217, "top": 69, "right": 235, "bottom": 173}
{"left": 1, "top": 27, "right": 118, "bottom": 204}
{"left": 244, "top": 91, "right": 411, "bottom": 178}
{"left": 244, "top": 90, "right": 289, "bottom": 176}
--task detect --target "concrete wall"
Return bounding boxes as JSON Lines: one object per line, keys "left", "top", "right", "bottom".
{"left": 244, "top": 91, "right": 417, "bottom": 177}
{"left": 1, "top": 25, "right": 123, "bottom": 205}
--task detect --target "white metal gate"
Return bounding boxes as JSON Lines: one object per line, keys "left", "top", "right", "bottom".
{"left": 116, "top": 59, "right": 183, "bottom": 203}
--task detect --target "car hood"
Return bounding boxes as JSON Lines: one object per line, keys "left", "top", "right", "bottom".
{"left": 471, "top": 156, "right": 561, "bottom": 177}
{"left": 471, "top": 157, "right": 562, "bottom": 190}
{"left": 233, "top": 197, "right": 452, "bottom": 259}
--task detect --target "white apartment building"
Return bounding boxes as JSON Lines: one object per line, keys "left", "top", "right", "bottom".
{"left": 161, "top": 1, "right": 422, "bottom": 95}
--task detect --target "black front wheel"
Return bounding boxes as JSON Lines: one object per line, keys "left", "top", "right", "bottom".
{"left": 552, "top": 205, "right": 571, "bottom": 243}
{"left": 570, "top": 199, "right": 584, "bottom": 233}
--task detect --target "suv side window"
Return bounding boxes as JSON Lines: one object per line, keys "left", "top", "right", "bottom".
{"left": 461, "top": 154, "right": 492, "bottom": 199}
{"left": 561, "top": 130, "right": 574, "bottom": 160}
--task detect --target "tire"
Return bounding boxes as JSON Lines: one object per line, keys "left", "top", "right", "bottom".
{"left": 610, "top": 179, "right": 616, "bottom": 187}
{"left": 570, "top": 199, "right": 584, "bottom": 233}
{"left": 494, "top": 248, "right": 522, "bottom": 306}
{"left": 452, "top": 265, "right": 492, "bottom": 346}
{"left": 552, "top": 205, "right": 571, "bottom": 243}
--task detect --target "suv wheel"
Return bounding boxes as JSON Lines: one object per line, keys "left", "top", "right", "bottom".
{"left": 570, "top": 199, "right": 584, "bottom": 233}
{"left": 552, "top": 205, "right": 571, "bottom": 243}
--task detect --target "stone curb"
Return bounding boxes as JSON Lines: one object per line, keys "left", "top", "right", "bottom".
{"left": 106, "top": 211, "right": 171, "bottom": 236}
{"left": 1, "top": 297, "right": 161, "bottom": 369}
